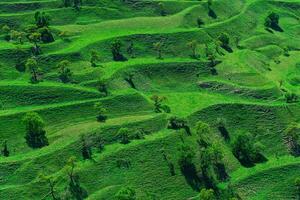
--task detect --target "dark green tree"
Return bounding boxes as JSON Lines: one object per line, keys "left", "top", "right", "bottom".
{"left": 111, "top": 40, "right": 127, "bottom": 61}
{"left": 58, "top": 60, "right": 72, "bottom": 83}
{"left": 265, "top": 12, "right": 282, "bottom": 32}
{"left": 115, "top": 186, "right": 136, "bottom": 200}
{"left": 94, "top": 102, "right": 107, "bottom": 122}
{"left": 2, "top": 140, "right": 9, "bottom": 157}
{"left": 23, "top": 112, "right": 48, "bottom": 148}
{"left": 231, "top": 132, "right": 266, "bottom": 167}
{"left": 118, "top": 128, "right": 130, "bottom": 144}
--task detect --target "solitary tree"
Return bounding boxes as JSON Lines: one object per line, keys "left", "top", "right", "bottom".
{"left": 29, "top": 32, "right": 42, "bottom": 55}
{"left": 187, "top": 40, "right": 198, "bottom": 59}
{"left": 111, "top": 40, "right": 127, "bottom": 61}
{"left": 90, "top": 50, "right": 100, "bottom": 67}
{"left": 284, "top": 123, "right": 300, "bottom": 156}
{"left": 73, "top": 0, "right": 82, "bottom": 11}
{"left": 118, "top": 128, "right": 130, "bottom": 144}
{"left": 153, "top": 41, "right": 163, "bottom": 59}
{"left": 39, "top": 173, "right": 59, "bottom": 200}
{"left": 199, "top": 188, "right": 215, "bottom": 200}
{"left": 265, "top": 12, "right": 282, "bottom": 31}
{"left": 25, "top": 58, "right": 39, "bottom": 83}
{"left": 58, "top": 60, "right": 72, "bottom": 83}
{"left": 81, "top": 135, "right": 92, "bottom": 160}
{"left": 94, "top": 102, "right": 107, "bottom": 122}
{"left": 218, "top": 33, "right": 232, "bottom": 52}
{"left": 64, "top": 157, "right": 88, "bottom": 200}
{"left": 23, "top": 112, "right": 48, "bottom": 148}
{"left": 2, "top": 140, "right": 9, "bottom": 157}
{"left": 231, "top": 132, "right": 266, "bottom": 166}
{"left": 178, "top": 143, "right": 195, "bottom": 170}
{"left": 115, "top": 186, "right": 136, "bottom": 200}
{"left": 34, "top": 11, "right": 50, "bottom": 28}
{"left": 150, "top": 95, "right": 170, "bottom": 113}
{"left": 197, "top": 17, "right": 204, "bottom": 28}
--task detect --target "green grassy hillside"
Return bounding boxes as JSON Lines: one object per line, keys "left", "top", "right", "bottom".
{"left": 0, "top": 0, "right": 300, "bottom": 199}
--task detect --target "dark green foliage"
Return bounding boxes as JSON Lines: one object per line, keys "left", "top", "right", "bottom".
{"left": 118, "top": 128, "right": 130, "bottom": 144}
{"left": 265, "top": 12, "right": 282, "bottom": 32}
{"left": 216, "top": 118, "right": 230, "bottom": 141}
{"left": 94, "top": 102, "right": 107, "bottom": 122}
{"left": 62, "top": 0, "right": 72, "bottom": 7}
{"left": 285, "top": 92, "right": 298, "bottom": 103}
{"left": 295, "top": 177, "right": 300, "bottom": 199}
{"left": 90, "top": 50, "right": 100, "bottom": 67}
{"left": 231, "top": 132, "right": 267, "bottom": 167}
{"left": 111, "top": 40, "right": 127, "bottom": 61}
{"left": 178, "top": 143, "right": 195, "bottom": 170}
{"left": 23, "top": 112, "right": 48, "bottom": 149}
{"left": 25, "top": 58, "right": 40, "bottom": 83}
{"left": 283, "top": 123, "right": 300, "bottom": 156}
{"left": 34, "top": 11, "right": 50, "bottom": 28}
{"left": 115, "top": 187, "right": 136, "bottom": 200}
{"left": 218, "top": 33, "right": 232, "bottom": 52}
{"left": 97, "top": 80, "right": 108, "bottom": 96}
{"left": 38, "top": 27, "right": 55, "bottom": 43}
{"left": 2, "top": 140, "right": 9, "bottom": 157}
{"left": 81, "top": 135, "right": 92, "bottom": 160}
{"left": 168, "top": 117, "right": 191, "bottom": 135}
{"left": 58, "top": 60, "right": 72, "bottom": 83}
{"left": 197, "top": 17, "right": 204, "bottom": 28}
{"left": 151, "top": 95, "right": 171, "bottom": 113}
{"left": 199, "top": 188, "right": 216, "bottom": 200}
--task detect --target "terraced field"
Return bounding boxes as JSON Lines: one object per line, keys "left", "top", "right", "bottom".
{"left": 0, "top": 0, "right": 300, "bottom": 199}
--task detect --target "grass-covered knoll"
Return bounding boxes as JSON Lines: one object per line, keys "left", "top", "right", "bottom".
{"left": 0, "top": 0, "right": 300, "bottom": 199}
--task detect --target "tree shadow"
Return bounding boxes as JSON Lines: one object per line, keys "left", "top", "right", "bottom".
{"left": 218, "top": 126, "right": 230, "bottom": 141}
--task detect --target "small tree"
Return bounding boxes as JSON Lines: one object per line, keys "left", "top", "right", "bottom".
{"left": 168, "top": 117, "right": 191, "bottom": 135}
{"left": 284, "top": 123, "right": 300, "bottom": 156}
{"left": 158, "top": 2, "right": 167, "bottom": 16}
{"left": 115, "top": 186, "right": 136, "bottom": 200}
{"left": 197, "top": 17, "right": 204, "bottom": 28}
{"left": 81, "top": 135, "right": 92, "bottom": 160}
{"left": 231, "top": 132, "right": 266, "bottom": 167}
{"left": 34, "top": 11, "right": 50, "bottom": 28}
{"left": 150, "top": 95, "right": 170, "bottom": 113}
{"left": 94, "top": 102, "right": 107, "bottom": 122}
{"left": 187, "top": 40, "right": 198, "bottom": 59}
{"left": 118, "top": 128, "right": 130, "bottom": 144}
{"left": 90, "top": 50, "right": 100, "bottom": 67}
{"left": 58, "top": 60, "right": 72, "bottom": 83}
{"left": 62, "top": 0, "right": 72, "bottom": 7}
{"left": 111, "top": 40, "right": 127, "bottom": 61}
{"left": 178, "top": 143, "right": 195, "bottom": 170}
{"left": 218, "top": 33, "right": 231, "bottom": 52}
{"left": 97, "top": 79, "right": 108, "bottom": 96}
{"left": 23, "top": 112, "right": 48, "bottom": 148}
{"left": 25, "top": 58, "right": 39, "bottom": 83}
{"left": 153, "top": 41, "right": 163, "bottom": 59}
{"left": 199, "top": 188, "right": 215, "bottom": 200}
{"left": 127, "top": 40, "right": 135, "bottom": 58}
{"left": 265, "top": 12, "right": 282, "bottom": 31}
{"left": 2, "top": 140, "right": 9, "bottom": 157}
{"left": 73, "top": 0, "right": 82, "bottom": 11}
{"left": 29, "top": 32, "right": 42, "bottom": 55}
{"left": 65, "top": 157, "right": 88, "bottom": 200}
{"left": 295, "top": 177, "right": 300, "bottom": 199}
{"left": 38, "top": 173, "right": 58, "bottom": 200}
